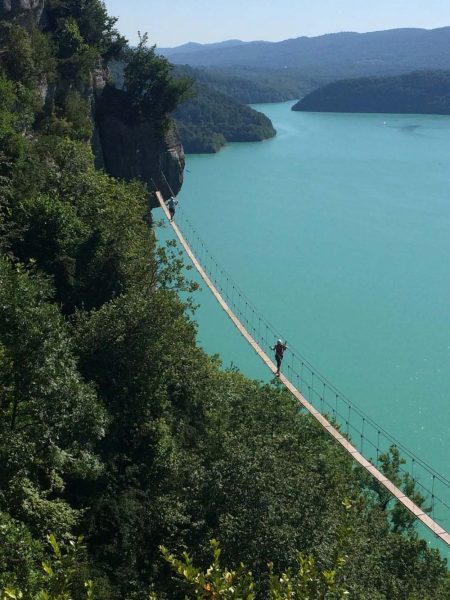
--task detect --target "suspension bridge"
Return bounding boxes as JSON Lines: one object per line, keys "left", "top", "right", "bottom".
{"left": 155, "top": 188, "right": 450, "bottom": 549}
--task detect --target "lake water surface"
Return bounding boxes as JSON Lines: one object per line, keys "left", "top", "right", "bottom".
{"left": 160, "top": 102, "right": 450, "bottom": 496}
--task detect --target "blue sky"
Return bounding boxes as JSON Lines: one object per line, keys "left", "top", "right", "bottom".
{"left": 103, "top": 0, "right": 450, "bottom": 48}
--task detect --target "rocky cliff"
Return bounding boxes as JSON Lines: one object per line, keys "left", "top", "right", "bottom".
{"left": 0, "top": 0, "right": 45, "bottom": 26}
{"left": 1, "top": 0, "right": 185, "bottom": 202}
{"left": 93, "top": 85, "right": 185, "bottom": 204}
{"left": 93, "top": 113, "right": 184, "bottom": 204}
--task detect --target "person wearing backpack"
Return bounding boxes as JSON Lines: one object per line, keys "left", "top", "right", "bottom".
{"left": 166, "top": 196, "right": 178, "bottom": 222}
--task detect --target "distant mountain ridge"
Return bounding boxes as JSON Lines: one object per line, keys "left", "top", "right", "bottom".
{"left": 159, "top": 39, "right": 246, "bottom": 57}
{"left": 158, "top": 27, "right": 450, "bottom": 80}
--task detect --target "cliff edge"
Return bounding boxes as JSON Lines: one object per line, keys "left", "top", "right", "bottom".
{"left": 1, "top": 0, "right": 185, "bottom": 201}
{"left": 0, "top": 0, "right": 45, "bottom": 25}
{"left": 94, "top": 86, "right": 184, "bottom": 203}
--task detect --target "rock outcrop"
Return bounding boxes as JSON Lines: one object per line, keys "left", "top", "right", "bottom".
{"left": 94, "top": 86, "right": 184, "bottom": 205}
{"left": 0, "top": 0, "right": 45, "bottom": 26}
{"left": 1, "top": 0, "right": 185, "bottom": 203}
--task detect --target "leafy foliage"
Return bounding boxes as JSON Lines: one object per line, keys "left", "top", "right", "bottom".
{"left": 2, "top": 133, "right": 156, "bottom": 313}
{"left": 0, "top": 258, "right": 107, "bottom": 536}
{"left": 46, "top": 0, "right": 126, "bottom": 62}
{"left": 1, "top": 534, "right": 94, "bottom": 600}
{"left": 123, "top": 33, "right": 192, "bottom": 126}
{"left": 158, "top": 537, "right": 349, "bottom": 599}
{"left": 0, "top": 512, "right": 44, "bottom": 594}
{"left": 0, "top": 23, "right": 56, "bottom": 84}
{"left": 174, "top": 81, "right": 276, "bottom": 153}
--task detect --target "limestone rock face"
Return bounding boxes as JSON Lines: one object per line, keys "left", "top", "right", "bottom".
{"left": 0, "top": 0, "right": 45, "bottom": 25}
{"left": 1, "top": 0, "right": 185, "bottom": 204}
{"left": 94, "top": 87, "right": 184, "bottom": 206}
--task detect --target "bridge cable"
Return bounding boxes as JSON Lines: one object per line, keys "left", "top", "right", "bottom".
{"left": 154, "top": 185, "right": 450, "bottom": 545}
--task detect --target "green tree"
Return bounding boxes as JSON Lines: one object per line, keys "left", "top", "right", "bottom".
{"left": 157, "top": 538, "right": 349, "bottom": 599}
{"left": 0, "top": 258, "right": 107, "bottom": 536}
{"left": 5, "top": 138, "right": 156, "bottom": 313}
{"left": 1, "top": 534, "right": 94, "bottom": 600}
{"left": 174, "top": 81, "right": 276, "bottom": 153}
{"left": 0, "top": 512, "right": 44, "bottom": 594}
{"left": 124, "top": 33, "right": 192, "bottom": 125}
{"left": 361, "top": 445, "right": 430, "bottom": 535}
{"left": 46, "top": 0, "right": 126, "bottom": 60}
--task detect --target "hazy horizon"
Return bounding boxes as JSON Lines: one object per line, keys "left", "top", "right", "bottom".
{"left": 103, "top": 0, "right": 450, "bottom": 48}
{"left": 156, "top": 25, "right": 450, "bottom": 50}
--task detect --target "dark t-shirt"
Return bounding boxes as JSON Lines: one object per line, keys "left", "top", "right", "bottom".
{"left": 275, "top": 343, "right": 285, "bottom": 358}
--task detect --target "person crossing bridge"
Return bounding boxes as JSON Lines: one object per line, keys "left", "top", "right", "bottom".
{"left": 272, "top": 339, "right": 287, "bottom": 376}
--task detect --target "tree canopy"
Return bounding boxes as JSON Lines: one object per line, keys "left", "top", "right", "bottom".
{"left": 293, "top": 70, "right": 450, "bottom": 114}
{"left": 123, "top": 33, "right": 192, "bottom": 126}
{"left": 174, "top": 80, "right": 276, "bottom": 153}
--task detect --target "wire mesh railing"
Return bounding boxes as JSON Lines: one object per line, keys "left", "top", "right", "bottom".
{"left": 154, "top": 173, "right": 450, "bottom": 544}
{"left": 166, "top": 202, "right": 450, "bottom": 538}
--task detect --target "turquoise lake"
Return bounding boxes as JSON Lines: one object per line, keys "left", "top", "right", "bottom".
{"left": 159, "top": 101, "right": 450, "bottom": 518}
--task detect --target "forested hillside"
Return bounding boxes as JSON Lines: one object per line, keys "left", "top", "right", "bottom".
{"left": 173, "top": 69, "right": 276, "bottom": 152}
{"left": 172, "top": 65, "right": 318, "bottom": 103}
{"left": 108, "top": 61, "right": 278, "bottom": 153}
{"left": 1, "top": 1, "right": 450, "bottom": 599}
{"left": 292, "top": 70, "right": 450, "bottom": 114}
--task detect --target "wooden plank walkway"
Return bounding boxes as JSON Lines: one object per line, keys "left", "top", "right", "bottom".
{"left": 156, "top": 191, "right": 450, "bottom": 546}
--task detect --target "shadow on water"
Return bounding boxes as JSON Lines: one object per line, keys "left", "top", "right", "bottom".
{"left": 386, "top": 123, "right": 420, "bottom": 133}
{"left": 384, "top": 122, "right": 438, "bottom": 139}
